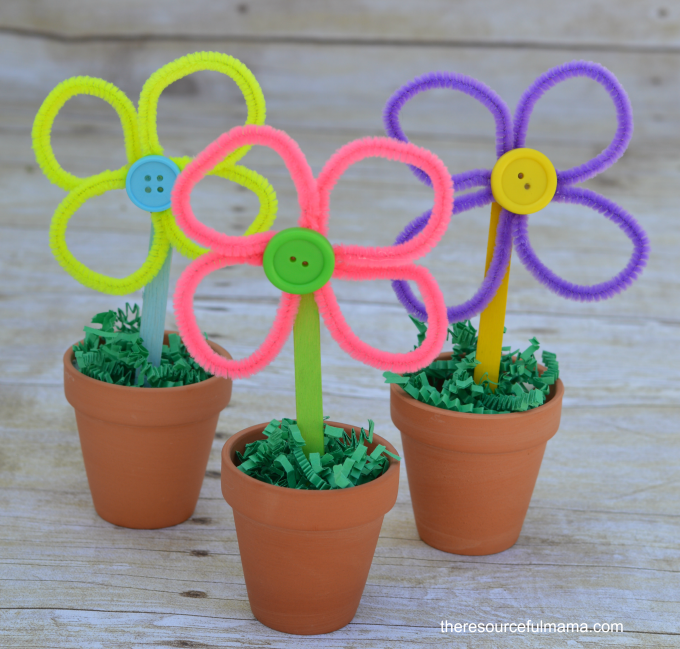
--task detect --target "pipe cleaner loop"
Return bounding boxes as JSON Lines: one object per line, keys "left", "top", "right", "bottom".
{"left": 162, "top": 157, "right": 278, "bottom": 260}
{"left": 173, "top": 124, "right": 454, "bottom": 379}
{"left": 384, "top": 60, "right": 649, "bottom": 319}
{"left": 49, "top": 170, "right": 172, "bottom": 295}
{"left": 32, "top": 51, "right": 278, "bottom": 293}
{"left": 32, "top": 76, "right": 141, "bottom": 191}
{"left": 513, "top": 61, "right": 634, "bottom": 185}
{"left": 137, "top": 50, "right": 266, "bottom": 172}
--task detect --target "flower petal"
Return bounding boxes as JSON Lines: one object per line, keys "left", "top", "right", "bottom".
{"left": 513, "top": 186, "right": 649, "bottom": 301}
{"left": 173, "top": 250, "right": 300, "bottom": 379}
{"left": 320, "top": 137, "right": 453, "bottom": 266}
{"left": 513, "top": 61, "right": 633, "bottom": 186}
{"left": 317, "top": 263, "right": 448, "bottom": 373}
{"left": 171, "top": 127, "right": 302, "bottom": 258}
{"left": 49, "top": 169, "right": 171, "bottom": 295}
{"left": 32, "top": 76, "right": 140, "bottom": 191}
{"left": 162, "top": 157, "right": 278, "bottom": 260}
{"left": 172, "top": 126, "right": 316, "bottom": 256}
{"left": 137, "top": 51, "right": 266, "bottom": 170}
{"left": 383, "top": 70, "right": 513, "bottom": 186}
{"left": 392, "top": 204, "right": 513, "bottom": 322}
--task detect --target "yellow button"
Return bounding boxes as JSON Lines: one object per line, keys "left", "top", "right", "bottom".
{"left": 490, "top": 148, "right": 557, "bottom": 215}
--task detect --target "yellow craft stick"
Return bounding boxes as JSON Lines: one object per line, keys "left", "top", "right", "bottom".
{"left": 476, "top": 148, "right": 557, "bottom": 387}
{"left": 473, "top": 201, "right": 511, "bottom": 388}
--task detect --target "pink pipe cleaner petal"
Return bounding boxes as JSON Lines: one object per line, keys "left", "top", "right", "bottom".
{"left": 172, "top": 125, "right": 454, "bottom": 380}
{"left": 317, "top": 137, "right": 453, "bottom": 266}
{"left": 316, "top": 263, "right": 448, "bottom": 373}
{"left": 172, "top": 125, "right": 319, "bottom": 256}
{"left": 171, "top": 140, "right": 273, "bottom": 258}
{"left": 219, "top": 125, "right": 319, "bottom": 226}
{"left": 174, "top": 250, "right": 300, "bottom": 379}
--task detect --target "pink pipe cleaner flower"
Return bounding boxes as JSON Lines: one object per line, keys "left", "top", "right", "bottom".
{"left": 172, "top": 125, "right": 454, "bottom": 379}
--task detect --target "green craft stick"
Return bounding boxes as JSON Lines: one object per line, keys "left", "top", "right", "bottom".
{"left": 293, "top": 293, "right": 324, "bottom": 457}
{"left": 139, "top": 224, "right": 172, "bottom": 369}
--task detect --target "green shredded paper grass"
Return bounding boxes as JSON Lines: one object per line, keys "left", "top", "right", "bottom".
{"left": 236, "top": 418, "right": 400, "bottom": 490}
{"left": 72, "top": 303, "right": 213, "bottom": 387}
{"left": 384, "top": 317, "right": 560, "bottom": 414}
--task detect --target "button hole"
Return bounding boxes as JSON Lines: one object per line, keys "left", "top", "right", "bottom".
{"left": 524, "top": 183, "right": 531, "bottom": 190}
{"left": 157, "top": 187, "right": 164, "bottom": 193}
{"left": 518, "top": 173, "right": 524, "bottom": 179}
{"left": 145, "top": 187, "right": 151, "bottom": 193}
{"left": 157, "top": 175, "right": 163, "bottom": 181}
{"left": 302, "top": 261, "right": 309, "bottom": 267}
{"left": 290, "top": 256, "right": 296, "bottom": 262}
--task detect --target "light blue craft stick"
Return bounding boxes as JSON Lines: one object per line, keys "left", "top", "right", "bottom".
{"left": 139, "top": 224, "right": 172, "bottom": 368}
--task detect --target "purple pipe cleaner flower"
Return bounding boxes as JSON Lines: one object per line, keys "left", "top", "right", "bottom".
{"left": 384, "top": 60, "right": 649, "bottom": 321}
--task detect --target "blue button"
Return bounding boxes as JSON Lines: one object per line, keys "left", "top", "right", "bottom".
{"left": 125, "top": 155, "right": 180, "bottom": 212}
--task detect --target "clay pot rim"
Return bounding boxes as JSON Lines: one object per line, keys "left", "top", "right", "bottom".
{"left": 392, "top": 352, "right": 564, "bottom": 423}
{"left": 390, "top": 356, "right": 564, "bottom": 454}
{"left": 63, "top": 330, "right": 232, "bottom": 394}
{"left": 390, "top": 376, "right": 564, "bottom": 424}
{"left": 222, "top": 421, "right": 399, "bottom": 502}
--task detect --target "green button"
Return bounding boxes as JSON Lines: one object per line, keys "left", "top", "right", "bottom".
{"left": 263, "top": 228, "right": 335, "bottom": 294}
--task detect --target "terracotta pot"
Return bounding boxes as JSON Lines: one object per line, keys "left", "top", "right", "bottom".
{"left": 390, "top": 355, "right": 564, "bottom": 556}
{"left": 221, "top": 422, "right": 400, "bottom": 635}
{"left": 64, "top": 331, "right": 232, "bottom": 529}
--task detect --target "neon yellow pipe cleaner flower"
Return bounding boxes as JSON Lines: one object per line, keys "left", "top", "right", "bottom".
{"left": 32, "top": 51, "right": 278, "bottom": 295}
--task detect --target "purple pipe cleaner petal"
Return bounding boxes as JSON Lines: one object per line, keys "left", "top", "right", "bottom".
{"left": 383, "top": 71, "right": 513, "bottom": 322}
{"left": 392, "top": 202, "right": 513, "bottom": 321}
{"left": 451, "top": 187, "right": 494, "bottom": 215}
{"left": 383, "top": 71, "right": 513, "bottom": 187}
{"left": 513, "top": 61, "right": 634, "bottom": 186}
{"left": 384, "top": 60, "right": 648, "bottom": 323}
{"left": 395, "top": 209, "right": 431, "bottom": 246}
{"left": 452, "top": 169, "right": 491, "bottom": 191}
{"left": 512, "top": 186, "right": 649, "bottom": 301}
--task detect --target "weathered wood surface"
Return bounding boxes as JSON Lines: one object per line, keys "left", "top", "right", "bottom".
{"left": 1, "top": 2, "right": 679, "bottom": 647}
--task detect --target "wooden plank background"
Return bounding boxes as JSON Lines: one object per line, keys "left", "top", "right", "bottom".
{"left": 1, "top": 1, "right": 678, "bottom": 647}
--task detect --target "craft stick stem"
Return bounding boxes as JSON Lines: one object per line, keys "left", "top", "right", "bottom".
{"left": 293, "top": 293, "right": 324, "bottom": 457}
{"left": 140, "top": 224, "right": 172, "bottom": 368}
{"left": 474, "top": 202, "right": 511, "bottom": 388}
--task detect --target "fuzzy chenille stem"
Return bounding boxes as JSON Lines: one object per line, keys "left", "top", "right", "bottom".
{"left": 474, "top": 202, "right": 511, "bottom": 389}
{"left": 293, "top": 293, "right": 324, "bottom": 457}
{"left": 139, "top": 223, "right": 172, "bottom": 369}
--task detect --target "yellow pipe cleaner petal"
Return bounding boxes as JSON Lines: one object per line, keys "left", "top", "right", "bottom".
{"left": 163, "top": 157, "right": 279, "bottom": 259}
{"left": 137, "top": 51, "right": 267, "bottom": 172}
{"left": 36, "top": 51, "right": 276, "bottom": 295}
{"left": 32, "top": 76, "right": 140, "bottom": 192}
{"left": 49, "top": 168, "right": 170, "bottom": 294}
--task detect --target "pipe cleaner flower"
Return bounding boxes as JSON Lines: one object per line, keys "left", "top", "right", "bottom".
{"left": 32, "top": 51, "right": 277, "bottom": 295}
{"left": 173, "top": 124, "right": 453, "bottom": 379}
{"left": 383, "top": 60, "right": 649, "bottom": 322}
